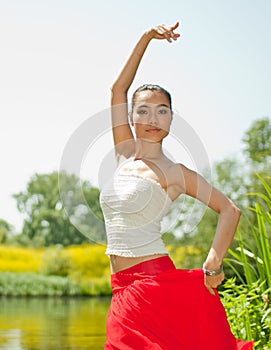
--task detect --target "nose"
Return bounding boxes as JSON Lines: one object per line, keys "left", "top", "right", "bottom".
{"left": 148, "top": 110, "right": 158, "bottom": 125}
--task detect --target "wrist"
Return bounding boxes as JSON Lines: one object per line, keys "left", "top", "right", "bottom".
{"left": 205, "top": 249, "right": 222, "bottom": 270}
{"left": 203, "top": 261, "right": 222, "bottom": 271}
{"left": 202, "top": 264, "right": 223, "bottom": 276}
{"left": 144, "top": 29, "right": 155, "bottom": 41}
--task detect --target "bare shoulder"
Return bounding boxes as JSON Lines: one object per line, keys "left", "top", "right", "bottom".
{"left": 167, "top": 162, "right": 191, "bottom": 182}
{"left": 173, "top": 162, "right": 202, "bottom": 180}
{"left": 166, "top": 162, "right": 202, "bottom": 197}
{"left": 173, "top": 163, "right": 208, "bottom": 190}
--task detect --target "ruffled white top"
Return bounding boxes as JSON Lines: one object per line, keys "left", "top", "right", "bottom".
{"left": 99, "top": 173, "right": 172, "bottom": 257}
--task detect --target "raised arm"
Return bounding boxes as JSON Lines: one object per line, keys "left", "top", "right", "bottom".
{"left": 111, "top": 22, "right": 180, "bottom": 160}
{"left": 180, "top": 164, "right": 241, "bottom": 295}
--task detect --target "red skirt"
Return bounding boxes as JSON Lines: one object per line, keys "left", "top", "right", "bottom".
{"left": 105, "top": 256, "right": 254, "bottom": 350}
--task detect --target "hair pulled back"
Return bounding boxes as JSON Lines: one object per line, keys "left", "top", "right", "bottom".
{"left": 131, "top": 84, "right": 172, "bottom": 112}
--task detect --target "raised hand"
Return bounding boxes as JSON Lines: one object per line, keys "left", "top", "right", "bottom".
{"left": 148, "top": 21, "right": 181, "bottom": 43}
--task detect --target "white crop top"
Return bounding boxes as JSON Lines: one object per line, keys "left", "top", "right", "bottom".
{"left": 99, "top": 173, "right": 172, "bottom": 257}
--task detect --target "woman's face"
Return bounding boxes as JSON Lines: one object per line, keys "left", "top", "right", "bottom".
{"left": 131, "top": 90, "right": 172, "bottom": 143}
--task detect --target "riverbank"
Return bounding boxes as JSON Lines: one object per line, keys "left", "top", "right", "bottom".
{"left": 0, "top": 272, "right": 111, "bottom": 297}
{"left": 0, "top": 244, "right": 111, "bottom": 297}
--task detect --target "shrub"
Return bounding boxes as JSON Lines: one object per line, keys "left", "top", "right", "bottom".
{"left": 0, "top": 244, "right": 111, "bottom": 296}
{"left": 66, "top": 244, "right": 109, "bottom": 279}
{"left": 222, "top": 174, "right": 271, "bottom": 348}
{"left": 220, "top": 278, "right": 271, "bottom": 349}
{"left": 39, "top": 245, "right": 72, "bottom": 276}
{"left": 0, "top": 245, "right": 42, "bottom": 272}
{"left": 0, "top": 272, "right": 81, "bottom": 296}
{"left": 168, "top": 245, "right": 202, "bottom": 269}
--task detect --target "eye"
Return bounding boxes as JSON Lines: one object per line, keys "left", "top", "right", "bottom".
{"left": 137, "top": 109, "right": 148, "bottom": 115}
{"left": 158, "top": 109, "right": 169, "bottom": 115}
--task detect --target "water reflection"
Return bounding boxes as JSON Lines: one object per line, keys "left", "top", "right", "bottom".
{"left": 0, "top": 297, "right": 110, "bottom": 349}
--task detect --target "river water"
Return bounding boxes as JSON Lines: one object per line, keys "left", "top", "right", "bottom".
{"left": 0, "top": 297, "right": 111, "bottom": 349}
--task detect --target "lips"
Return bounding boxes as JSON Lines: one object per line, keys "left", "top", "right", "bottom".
{"left": 147, "top": 128, "right": 161, "bottom": 133}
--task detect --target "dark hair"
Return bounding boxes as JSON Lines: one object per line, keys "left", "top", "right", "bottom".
{"left": 131, "top": 84, "right": 172, "bottom": 112}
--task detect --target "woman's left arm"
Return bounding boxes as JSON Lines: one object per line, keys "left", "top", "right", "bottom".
{"left": 180, "top": 164, "right": 241, "bottom": 294}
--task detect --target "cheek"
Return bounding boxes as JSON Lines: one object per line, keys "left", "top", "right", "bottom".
{"left": 159, "top": 117, "right": 172, "bottom": 131}
{"left": 132, "top": 115, "right": 148, "bottom": 125}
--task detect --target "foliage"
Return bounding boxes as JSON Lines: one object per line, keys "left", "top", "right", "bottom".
{"left": 58, "top": 171, "right": 106, "bottom": 244}
{"left": 0, "top": 272, "right": 82, "bottom": 296}
{"left": 66, "top": 244, "right": 110, "bottom": 279}
{"left": 167, "top": 244, "right": 202, "bottom": 269}
{"left": 220, "top": 279, "right": 271, "bottom": 349}
{"left": 0, "top": 244, "right": 110, "bottom": 296}
{"left": 225, "top": 174, "right": 271, "bottom": 289}
{"left": 222, "top": 174, "right": 271, "bottom": 348}
{"left": 213, "top": 156, "right": 249, "bottom": 206}
{"left": 0, "top": 219, "right": 14, "bottom": 244}
{"left": 0, "top": 245, "right": 42, "bottom": 272}
{"left": 79, "top": 276, "right": 112, "bottom": 296}
{"left": 242, "top": 117, "right": 271, "bottom": 164}
{"left": 39, "top": 245, "right": 72, "bottom": 276}
{"left": 12, "top": 171, "right": 105, "bottom": 246}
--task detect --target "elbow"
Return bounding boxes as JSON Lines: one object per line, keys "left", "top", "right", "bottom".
{"left": 110, "top": 82, "right": 128, "bottom": 95}
{"left": 110, "top": 83, "right": 117, "bottom": 96}
{"left": 229, "top": 201, "right": 242, "bottom": 221}
{"left": 110, "top": 83, "right": 118, "bottom": 93}
{"left": 219, "top": 199, "right": 241, "bottom": 220}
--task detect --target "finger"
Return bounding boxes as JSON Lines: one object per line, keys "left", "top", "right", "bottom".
{"left": 169, "top": 22, "right": 180, "bottom": 37}
{"left": 172, "top": 33, "right": 181, "bottom": 41}
{"left": 165, "top": 32, "right": 172, "bottom": 43}
{"left": 167, "top": 24, "right": 180, "bottom": 41}
{"left": 170, "top": 21, "right": 179, "bottom": 31}
{"left": 165, "top": 30, "right": 180, "bottom": 42}
{"left": 206, "top": 285, "right": 215, "bottom": 295}
{"left": 205, "top": 279, "right": 220, "bottom": 289}
{"left": 155, "top": 24, "right": 180, "bottom": 42}
{"left": 162, "top": 29, "right": 173, "bottom": 43}
{"left": 204, "top": 275, "right": 224, "bottom": 290}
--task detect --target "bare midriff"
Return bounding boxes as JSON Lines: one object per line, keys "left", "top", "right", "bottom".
{"left": 109, "top": 253, "right": 168, "bottom": 274}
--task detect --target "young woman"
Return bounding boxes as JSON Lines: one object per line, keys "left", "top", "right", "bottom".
{"left": 100, "top": 21, "right": 254, "bottom": 350}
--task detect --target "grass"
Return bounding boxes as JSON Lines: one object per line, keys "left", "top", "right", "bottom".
{"left": 222, "top": 174, "right": 271, "bottom": 348}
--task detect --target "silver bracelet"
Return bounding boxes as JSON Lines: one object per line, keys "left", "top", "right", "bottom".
{"left": 202, "top": 265, "right": 223, "bottom": 276}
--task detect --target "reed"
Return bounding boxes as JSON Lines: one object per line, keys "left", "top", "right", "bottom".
{"left": 222, "top": 174, "right": 271, "bottom": 348}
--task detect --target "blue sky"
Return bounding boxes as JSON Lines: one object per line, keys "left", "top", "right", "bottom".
{"left": 1, "top": 0, "right": 271, "bottom": 231}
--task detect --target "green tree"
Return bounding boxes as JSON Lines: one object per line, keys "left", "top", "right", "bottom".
{"left": 241, "top": 117, "right": 271, "bottom": 214}
{"left": 13, "top": 172, "right": 105, "bottom": 246}
{"left": 0, "top": 219, "right": 14, "bottom": 243}
{"left": 242, "top": 117, "right": 271, "bottom": 164}
{"left": 213, "top": 157, "right": 249, "bottom": 207}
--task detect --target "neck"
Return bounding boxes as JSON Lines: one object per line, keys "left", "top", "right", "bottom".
{"left": 134, "top": 138, "right": 164, "bottom": 160}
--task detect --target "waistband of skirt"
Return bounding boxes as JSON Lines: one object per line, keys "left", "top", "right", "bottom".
{"left": 110, "top": 256, "right": 176, "bottom": 292}
{"left": 115, "top": 256, "right": 175, "bottom": 275}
